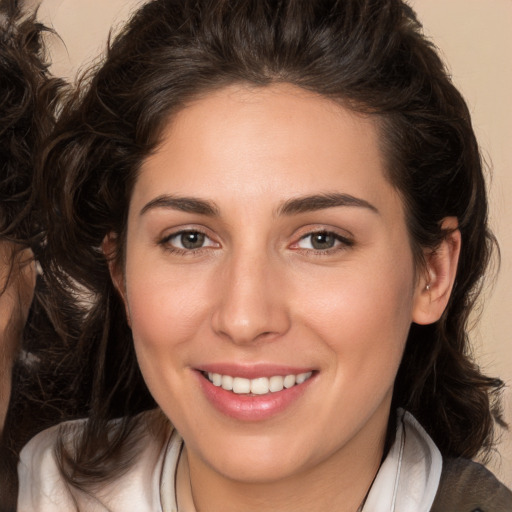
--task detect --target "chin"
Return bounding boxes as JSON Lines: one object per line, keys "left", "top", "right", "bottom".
{"left": 188, "top": 429, "right": 324, "bottom": 485}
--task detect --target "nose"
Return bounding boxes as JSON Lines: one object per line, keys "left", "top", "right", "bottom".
{"left": 211, "top": 249, "right": 291, "bottom": 345}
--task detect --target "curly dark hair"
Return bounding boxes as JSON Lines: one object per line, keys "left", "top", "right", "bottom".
{"left": 0, "top": 0, "right": 66, "bottom": 509}
{"left": 0, "top": 0, "right": 62, "bottom": 249}
{"left": 39, "top": 0, "right": 504, "bottom": 489}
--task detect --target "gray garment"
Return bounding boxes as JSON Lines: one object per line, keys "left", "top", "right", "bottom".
{"left": 431, "top": 458, "right": 512, "bottom": 512}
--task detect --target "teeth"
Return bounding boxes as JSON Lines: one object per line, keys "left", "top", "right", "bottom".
{"left": 221, "top": 375, "right": 233, "bottom": 391}
{"left": 209, "top": 372, "right": 222, "bottom": 387}
{"left": 269, "top": 376, "right": 284, "bottom": 392}
{"left": 296, "top": 372, "right": 310, "bottom": 384}
{"left": 251, "top": 377, "right": 269, "bottom": 395}
{"left": 206, "top": 371, "right": 312, "bottom": 395}
{"left": 283, "top": 374, "right": 296, "bottom": 388}
{"left": 233, "top": 377, "right": 251, "bottom": 394}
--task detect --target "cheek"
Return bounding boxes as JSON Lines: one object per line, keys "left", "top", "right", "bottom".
{"left": 127, "top": 276, "right": 201, "bottom": 350}
{"left": 294, "top": 253, "right": 415, "bottom": 374}
{"left": 123, "top": 249, "right": 216, "bottom": 356}
{"left": 122, "top": 268, "right": 203, "bottom": 414}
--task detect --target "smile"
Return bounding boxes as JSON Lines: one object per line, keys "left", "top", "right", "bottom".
{"left": 205, "top": 371, "right": 313, "bottom": 395}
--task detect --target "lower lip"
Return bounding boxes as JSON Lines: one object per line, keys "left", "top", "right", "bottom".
{"left": 196, "top": 372, "right": 314, "bottom": 421}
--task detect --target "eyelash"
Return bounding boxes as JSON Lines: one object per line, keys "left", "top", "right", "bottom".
{"left": 158, "top": 228, "right": 354, "bottom": 256}
{"left": 158, "top": 229, "right": 218, "bottom": 256}
{"left": 291, "top": 230, "right": 354, "bottom": 255}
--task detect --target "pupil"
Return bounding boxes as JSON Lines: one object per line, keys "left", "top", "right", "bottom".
{"left": 312, "top": 233, "right": 334, "bottom": 250}
{"left": 181, "top": 232, "right": 205, "bottom": 249}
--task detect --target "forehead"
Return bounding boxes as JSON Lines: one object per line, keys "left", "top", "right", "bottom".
{"left": 131, "top": 83, "right": 399, "bottom": 215}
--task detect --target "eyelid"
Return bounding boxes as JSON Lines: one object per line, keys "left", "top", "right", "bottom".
{"left": 157, "top": 226, "right": 221, "bottom": 252}
{"left": 289, "top": 226, "right": 354, "bottom": 252}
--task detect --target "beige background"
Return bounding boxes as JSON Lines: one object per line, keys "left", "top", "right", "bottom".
{"left": 410, "top": 0, "right": 512, "bottom": 488}
{"left": 31, "top": 0, "right": 511, "bottom": 487}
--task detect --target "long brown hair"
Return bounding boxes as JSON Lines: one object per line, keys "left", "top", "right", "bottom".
{"left": 39, "top": 0, "right": 504, "bottom": 489}
{"left": 0, "top": 0, "right": 66, "bottom": 509}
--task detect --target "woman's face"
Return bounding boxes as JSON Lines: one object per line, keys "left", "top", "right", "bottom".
{"left": 115, "top": 84, "right": 428, "bottom": 484}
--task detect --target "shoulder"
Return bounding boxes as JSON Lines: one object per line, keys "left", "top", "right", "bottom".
{"left": 18, "top": 410, "right": 171, "bottom": 512}
{"left": 430, "top": 458, "right": 512, "bottom": 512}
{"left": 17, "top": 419, "right": 85, "bottom": 511}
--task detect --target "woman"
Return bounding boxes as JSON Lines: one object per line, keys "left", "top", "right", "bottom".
{"left": 0, "top": 0, "right": 44, "bottom": 435}
{"left": 0, "top": 1, "right": 68, "bottom": 509}
{"left": 18, "top": 0, "right": 512, "bottom": 510}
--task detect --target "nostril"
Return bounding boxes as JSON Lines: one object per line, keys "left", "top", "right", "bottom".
{"left": 210, "top": 269, "right": 291, "bottom": 344}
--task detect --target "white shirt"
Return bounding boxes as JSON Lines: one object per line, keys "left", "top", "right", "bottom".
{"left": 17, "top": 409, "right": 442, "bottom": 512}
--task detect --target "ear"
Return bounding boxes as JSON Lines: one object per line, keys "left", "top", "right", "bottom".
{"left": 102, "top": 233, "right": 131, "bottom": 326}
{"left": 412, "top": 217, "right": 461, "bottom": 325}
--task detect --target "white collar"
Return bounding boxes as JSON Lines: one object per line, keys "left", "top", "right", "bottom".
{"left": 160, "top": 428, "right": 182, "bottom": 512}
{"left": 160, "top": 409, "right": 442, "bottom": 512}
{"left": 362, "top": 409, "right": 442, "bottom": 512}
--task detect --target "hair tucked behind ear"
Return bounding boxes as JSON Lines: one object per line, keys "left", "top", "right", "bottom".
{"left": 38, "top": 0, "right": 504, "bottom": 490}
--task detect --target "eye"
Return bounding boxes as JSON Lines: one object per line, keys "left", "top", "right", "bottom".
{"left": 162, "top": 230, "right": 218, "bottom": 251}
{"left": 295, "top": 231, "right": 352, "bottom": 252}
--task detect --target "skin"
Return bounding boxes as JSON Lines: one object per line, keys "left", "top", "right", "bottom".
{"left": 0, "top": 242, "right": 35, "bottom": 431}
{"left": 109, "top": 83, "right": 460, "bottom": 512}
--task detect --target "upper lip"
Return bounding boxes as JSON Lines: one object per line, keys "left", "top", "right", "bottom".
{"left": 195, "top": 363, "right": 316, "bottom": 379}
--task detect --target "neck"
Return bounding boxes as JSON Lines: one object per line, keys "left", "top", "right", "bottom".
{"left": 177, "top": 410, "right": 389, "bottom": 512}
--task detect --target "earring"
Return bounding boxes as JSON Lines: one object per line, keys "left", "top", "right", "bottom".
{"left": 425, "top": 283, "right": 431, "bottom": 291}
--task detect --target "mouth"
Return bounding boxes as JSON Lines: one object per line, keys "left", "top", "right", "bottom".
{"left": 196, "top": 366, "right": 317, "bottom": 420}
{"left": 201, "top": 370, "right": 314, "bottom": 396}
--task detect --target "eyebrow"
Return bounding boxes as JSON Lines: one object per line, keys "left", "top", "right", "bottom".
{"left": 277, "top": 193, "right": 379, "bottom": 216}
{"left": 140, "top": 192, "right": 378, "bottom": 218}
{"left": 140, "top": 195, "right": 220, "bottom": 217}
